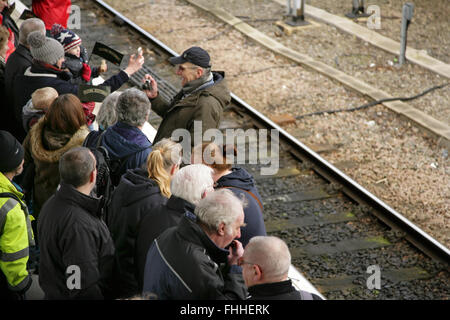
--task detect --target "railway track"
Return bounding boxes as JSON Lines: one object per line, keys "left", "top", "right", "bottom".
{"left": 52, "top": 0, "right": 450, "bottom": 299}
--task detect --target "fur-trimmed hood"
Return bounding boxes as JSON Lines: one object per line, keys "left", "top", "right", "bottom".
{"left": 28, "top": 117, "right": 89, "bottom": 163}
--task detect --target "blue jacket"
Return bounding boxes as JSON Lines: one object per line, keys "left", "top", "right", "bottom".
{"left": 215, "top": 167, "right": 266, "bottom": 247}
{"left": 84, "top": 122, "right": 152, "bottom": 184}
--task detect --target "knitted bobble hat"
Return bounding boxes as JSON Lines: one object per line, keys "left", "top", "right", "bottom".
{"left": 50, "top": 24, "right": 82, "bottom": 53}
{"left": 28, "top": 31, "right": 65, "bottom": 66}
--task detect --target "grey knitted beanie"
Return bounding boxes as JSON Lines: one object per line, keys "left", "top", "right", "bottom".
{"left": 28, "top": 31, "right": 65, "bottom": 65}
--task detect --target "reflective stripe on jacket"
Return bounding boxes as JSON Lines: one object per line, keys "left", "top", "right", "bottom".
{"left": 0, "top": 173, "right": 33, "bottom": 291}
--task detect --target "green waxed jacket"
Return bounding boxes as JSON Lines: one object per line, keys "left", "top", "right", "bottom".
{"left": 0, "top": 172, "right": 34, "bottom": 293}
{"left": 151, "top": 71, "right": 231, "bottom": 145}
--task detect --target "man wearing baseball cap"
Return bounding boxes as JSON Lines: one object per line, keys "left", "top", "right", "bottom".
{"left": 0, "top": 130, "right": 35, "bottom": 300}
{"left": 143, "top": 46, "right": 231, "bottom": 145}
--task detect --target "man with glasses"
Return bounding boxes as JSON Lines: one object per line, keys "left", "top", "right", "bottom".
{"left": 241, "top": 236, "right": 323, "bottom": 300}
{"left": 142, "top": 189, "right": 247, "bottom": 300}
{"left": 143, "top": 46, "right": 231, "bottom": 146}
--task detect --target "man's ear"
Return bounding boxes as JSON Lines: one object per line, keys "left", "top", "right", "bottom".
{"left": 90, "top": 169, "right": 96, "bottom": 184}
{"left": 253, "top": 264, "right": 263, "bottom": 281}
{"left": 217, "top": 222, "right": 226, "bottom": 236}
{"left": 170, "top": 164, "right": 178, "bottom": 176}
{"left": 196, "top": 67, "right": 204, "bottom": 78}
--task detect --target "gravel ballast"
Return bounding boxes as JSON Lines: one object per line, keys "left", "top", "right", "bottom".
{"left": 102, "top": 0, "right": 449, "bottom": 248}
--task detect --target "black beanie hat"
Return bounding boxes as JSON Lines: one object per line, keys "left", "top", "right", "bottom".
{"left": 0, "top": 130, "right": 25, "bottom": 173}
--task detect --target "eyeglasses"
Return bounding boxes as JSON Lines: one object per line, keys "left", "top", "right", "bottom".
{"left": 237, "top": 257, "right": 255, "bottom": 267}
{"left": 177, "top": 65, "right": 198, "bottom": 72}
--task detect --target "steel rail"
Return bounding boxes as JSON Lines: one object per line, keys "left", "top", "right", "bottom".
{"left": 94, "top": 0, "right": 450, "bottom": 266}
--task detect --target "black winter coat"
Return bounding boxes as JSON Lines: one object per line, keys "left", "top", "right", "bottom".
{"left": 215, "top": 167, "right": 266, "bottom": 247}
{"left": 37, "top": 183, "right": 115, "bottom": 300}
{"left": 247, "top": 280, "right": 323, "bottom": 300}
{"left": 142, "top": 215, "right": 247, "bottom": 300}
{"left": 135, "top": 195, "right": 194, "bottom": 291}
{"left": 106, "top": 168, "right": 167, "bottom": 298}
{"left": 3, "top": 45, "right": 33, "bottom": 140}
{"left": 13, "top": 62, "right": 129, "bottom": 136}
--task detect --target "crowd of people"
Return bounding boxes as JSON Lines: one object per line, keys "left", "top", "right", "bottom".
{"left": 0, "top": 0, "right": 322, "bottom": 300}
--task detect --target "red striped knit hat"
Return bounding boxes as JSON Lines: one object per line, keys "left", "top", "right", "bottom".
{"left": 50, "top": 24, "right": 82, "bottom": 53}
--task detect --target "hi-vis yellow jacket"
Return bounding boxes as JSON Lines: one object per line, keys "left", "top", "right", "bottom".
{"left": 0, "top": 172, "right": 34, "bottom": 292}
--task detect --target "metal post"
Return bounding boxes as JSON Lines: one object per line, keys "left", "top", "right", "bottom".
{"left": 399, "top": 3, "right": 414, "bottom": 66}
{"left": 346, "top": 0, "right": 370, "bottom": 18}
{"left": 285, "top": 0, "right": 309, "bottom": 26}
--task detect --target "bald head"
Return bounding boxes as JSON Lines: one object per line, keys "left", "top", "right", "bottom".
{"left": 19, "top": 18, "right": 46, "bottom": 47}
{"left": 244, "top": 236, "right": 291, "bottom": 283}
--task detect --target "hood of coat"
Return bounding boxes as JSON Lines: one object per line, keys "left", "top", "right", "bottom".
{"left": 101, "top": 122, "right": 152, "bottom": 159}
{"left": 215, "top": 167, "right": 257, "bottom": 192}
{"left": 28, "top": 117, "right": 89, "bottom": 163}
{"left": 116, "top": 168, "right": 162, "bottom": 206}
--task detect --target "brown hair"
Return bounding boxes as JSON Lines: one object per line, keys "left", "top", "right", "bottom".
{"left": 192, "top": 142, "right": 237, "bottom": 173}
{"left": 0, "top": 26, "right": 9, "bottom": 58}
{"left": 45, "top": 94, "right": 86, "bottom": 134}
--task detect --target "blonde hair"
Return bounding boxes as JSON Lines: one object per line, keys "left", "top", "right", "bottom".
{"left": 32, "top": 87, "right": 59, "bottom": 111}
{"left": 147, "top": 138, "right": 182, "bottom": 198}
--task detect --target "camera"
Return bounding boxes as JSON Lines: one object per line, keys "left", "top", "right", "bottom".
{"left": 142, "top": 79, "right": 152, "bottom": 91}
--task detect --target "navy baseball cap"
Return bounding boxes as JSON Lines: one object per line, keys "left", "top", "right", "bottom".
{"left": 169, "top": 47, "right": 211, "bottom": 68}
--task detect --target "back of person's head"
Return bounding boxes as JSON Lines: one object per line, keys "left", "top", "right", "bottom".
{"left": 170, "top": 164, "right": 214, "bottom": 205}
{"left": 244, "top": 236, "right": 291, "bottom": 282}
{"left": 191, "top": 142, "right": 236, "bottom": 173}
{"left": 195, "top": 189, "right": 244, "bottom": 235}
{"left": 116, "top": 88, "right": 151, "bottom": 127}
{"left": 27, "top": 30, "right": 65, "bottom": 66}
{"left": 0, "top": 130, "right": 24, "bottom": 174}
{"left": 44, "top": 93, "right": 86, "bottom": 134}
{"left": 31, "top": 87, "right": 58, "bottom": 111}
{"left": 59, "top": 147, "right": 96, "bottom": 188}
{"left": 0, "top": 26, "right": 9, "bottom": 59}
{"left": 19, "top": 18, "right": 46, "bottom": 46}
{"left": 147, "top": 138, "right": 183, "bottom": 198}
{"left": 97, "top": 91, "right": 121, "bottom": 130}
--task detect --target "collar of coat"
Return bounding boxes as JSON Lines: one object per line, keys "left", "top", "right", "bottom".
{"left": 28, "top": 60, "right": 73, "bottom": 81}
{"left": 247, "top": 279, "right": 296, "bottom": 298}
{"left": 27, "top": 117, "right": 89, "bottom": 163}
{"left": 13, "top": 44, "right": 33, "bottom": 63}
{"left": 55, "top": 182, "right": 102, "bottom": 218}
{"left": 176, "top": 215, "right": 230, "bottom": 265}
{"left": 0, "top": 172, "right": 24, "bottom": 200}
{"left": 166, "top": 195, "right": 196, "bottom": 215}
